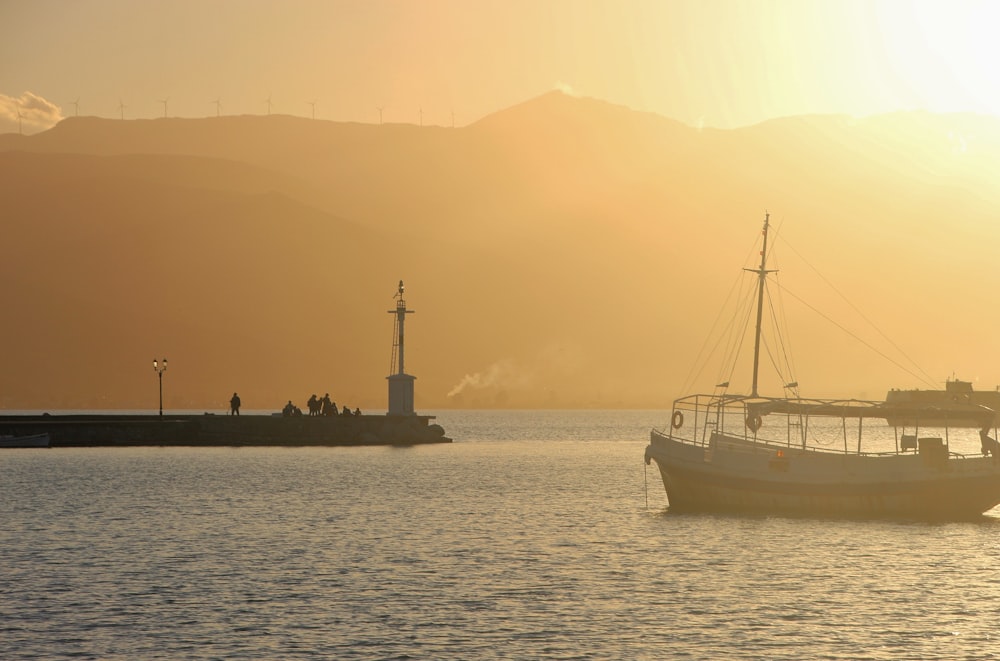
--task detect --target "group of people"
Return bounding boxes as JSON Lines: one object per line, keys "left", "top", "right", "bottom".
{"left": 281, "top": 393, "right": 362, "bottom": 417}
{"left": 229, "top": 392, "right": 362, "bottom": 418}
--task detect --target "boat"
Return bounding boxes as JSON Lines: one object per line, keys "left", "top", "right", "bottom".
{"left": 0, "top": 432, "right": 50, "bottom": 448}
{"left": 644, "top": 213, "right": 1000, "bottom": 519}
{"left": 885, "top": 378, "right": 1000, "bottom": 427}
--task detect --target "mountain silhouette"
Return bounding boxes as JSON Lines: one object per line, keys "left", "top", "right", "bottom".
{"left": 2, "top": 91, "right": 1000, "bottom": 409}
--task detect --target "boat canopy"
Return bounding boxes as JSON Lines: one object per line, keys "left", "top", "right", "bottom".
{"left": 677, "top": 393, "right": 996, "bottom": 428}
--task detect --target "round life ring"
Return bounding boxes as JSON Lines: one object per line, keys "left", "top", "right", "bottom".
{"left": 671, "top": 410, "right": 684, "bottom": 429}
{"left": 746, "top": 414, "right": 762, "bottom": 432}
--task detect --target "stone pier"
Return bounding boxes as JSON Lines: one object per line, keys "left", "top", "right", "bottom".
{"left": 0, "top": 413, "right": 451, "bottom": 447}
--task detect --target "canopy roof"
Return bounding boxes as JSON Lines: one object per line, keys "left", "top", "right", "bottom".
{"left": 676, "top": 393, "right": 996, "bottom": 429}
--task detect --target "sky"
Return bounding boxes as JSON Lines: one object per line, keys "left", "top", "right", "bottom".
{"left": 3, "top": 0, "right": 1000, "bottom": 135}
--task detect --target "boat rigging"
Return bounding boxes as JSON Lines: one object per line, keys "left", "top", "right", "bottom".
{"left": 644, "top": 212, "right": 1000, "bottom": 519}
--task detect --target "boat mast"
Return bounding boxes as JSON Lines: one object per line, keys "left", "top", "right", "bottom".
{"left": 749, "top": 212, "right": 775, "bottom": 398}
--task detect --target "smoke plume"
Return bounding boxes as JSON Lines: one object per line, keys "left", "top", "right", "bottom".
{"left": 446, "top": 359, "right": 532, "bottom": 398}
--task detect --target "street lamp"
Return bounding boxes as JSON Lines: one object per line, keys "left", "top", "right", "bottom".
{"left": 153, "top": 358, "right": 167, "bottom": 416}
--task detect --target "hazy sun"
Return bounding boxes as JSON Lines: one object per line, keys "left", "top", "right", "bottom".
{"left": 875, "top": 0, "right": 1000, "bottom": 116}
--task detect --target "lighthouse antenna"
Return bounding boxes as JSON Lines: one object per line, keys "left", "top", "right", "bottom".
{"left": 387, "top": 280, "right": 417, "bottom": 416}
{"left": 388, "top": 280, "right": 414, "bottom": 376}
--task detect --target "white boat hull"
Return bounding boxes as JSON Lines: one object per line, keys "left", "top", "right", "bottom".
{"left": 885, "top": 380, "right": 1000, "bottom": 427}
{"left": 646, "top": 429, "right": 1000, "bottom": 519}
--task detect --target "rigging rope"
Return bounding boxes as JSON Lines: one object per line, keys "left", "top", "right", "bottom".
{"left": 673, "top": 215, "right": 939, "bottom": 399}
{"left": 677, "top": 239, "right": 759, "bottom": 395}
{"left": 775, "top": 282, "right": 937, "bottom": 387}
{"left": 388, "top": 313, "right": 399, "bottom": 376}
{"left": 643, "top": 460, "right": 648, "bottom": 509}
{"left": 771, "top": 273, "right": 799, "bottom": 386}
{"left": 775, "top": 234, "right": 937, "bottom": 387}
{"left": 761, "top": 217, "right": 800, "bottom": 392}
{"left": 710, "top": 275, "right": 757, "bottom": 393}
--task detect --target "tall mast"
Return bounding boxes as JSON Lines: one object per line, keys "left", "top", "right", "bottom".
{"left": 749, "top": 212, "right": 775, "bottom": 398}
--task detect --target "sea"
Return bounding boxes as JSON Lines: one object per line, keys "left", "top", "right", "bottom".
{"left": 4, "top": 409, "right": 1000, "bottom": 660}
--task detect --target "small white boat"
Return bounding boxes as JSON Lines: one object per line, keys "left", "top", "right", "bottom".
{"left": 0, "top": 432, "right": 51, "bottom": 448}
{"left": 885, "top": 378, "right": 1000, "bottom": 427}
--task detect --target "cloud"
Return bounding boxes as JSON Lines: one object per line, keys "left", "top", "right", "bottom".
{"left": 553, "top": 81, "right": 579, "bottom": 97}
{"left": 0, "top": 91, "right": 64, "bottom": 135}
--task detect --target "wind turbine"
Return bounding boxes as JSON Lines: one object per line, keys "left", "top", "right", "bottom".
{"left": 307, "top": 99, "right": 317, "bottom": 120}
{"left": 264, "top": 94, "right": 272, "bottom": 115}
{"left": 158, "top": 98, "right": 168, "bottom": 117}
{"left": 213, "top": 98, "right": 222, "bottom": 117}
{"left": 72, "top": 98, "right": 80, "bottom": 117}
{"left": 118, "top": 99, "right": 127, "bottom": 120}
{"left": 419, "top": 107, "right": 423, "bottom": 127}
{"left": 16, "top": 107, "right": 23, "bottom": 135}
{"left": 377, "top": 106, "right": 384, "bottom": 125}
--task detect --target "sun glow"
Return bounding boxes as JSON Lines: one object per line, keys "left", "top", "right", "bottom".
{"left": 874, "top": 1, "right": 1000, "bottom": 116}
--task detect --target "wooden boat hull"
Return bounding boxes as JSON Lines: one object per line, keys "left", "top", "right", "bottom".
{"left": 646, "top": 216, "right": 1000, "bottom": 520}
{"left": 646, "top": 429, "right": 1000, "bottom": 519}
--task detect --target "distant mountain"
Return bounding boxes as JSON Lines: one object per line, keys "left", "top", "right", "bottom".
{"left": 3, "top": 92, "right": 1000, "bottom": 410}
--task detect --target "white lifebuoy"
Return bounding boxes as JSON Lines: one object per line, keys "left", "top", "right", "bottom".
{"left": 671, "top": 410, "right": 684, "bottom": 429}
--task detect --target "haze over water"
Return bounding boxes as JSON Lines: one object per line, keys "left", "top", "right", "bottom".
{"left": 5, "top": 410, "right": 1000, "bottom": 660}
{"left": 5, "top": 3, "right": 1000, "bottom": 657}
{"left": 6, "top": 2, "right": 1000, "bottom": 411}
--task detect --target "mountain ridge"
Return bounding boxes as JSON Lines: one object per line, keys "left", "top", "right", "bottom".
{"left": 3, "top": 91, "right": 1000, "bottom": 409}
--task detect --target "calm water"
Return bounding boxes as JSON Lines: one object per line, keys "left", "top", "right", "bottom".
{"left": 4, "top": 410, "right": 1000, "bottom": 660}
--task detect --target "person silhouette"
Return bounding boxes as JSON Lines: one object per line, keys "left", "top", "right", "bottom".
{"left": 230, "top": 392, "right": 241, "bottom": 416}
{"left": 980, "top": 427, "right": 999, "bottom": 459}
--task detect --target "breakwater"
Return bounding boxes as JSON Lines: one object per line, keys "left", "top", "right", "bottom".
{"left": 0, "top": 413, "right": 451, "bottom": 447}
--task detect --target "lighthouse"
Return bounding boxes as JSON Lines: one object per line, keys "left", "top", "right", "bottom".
{"left": 387, "top": 280, "right": 416, "bottom": 415}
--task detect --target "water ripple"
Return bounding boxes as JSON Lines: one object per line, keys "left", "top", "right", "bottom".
{"left": 4, "top": 412, "right": 1000, "bottom": 659}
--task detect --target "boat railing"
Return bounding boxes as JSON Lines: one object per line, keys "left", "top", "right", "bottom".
{"left": 662, "top": 392, "right": 992, "bottom": 457}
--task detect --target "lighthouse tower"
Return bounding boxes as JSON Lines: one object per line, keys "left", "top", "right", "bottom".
{"left": 387, "top": 280, "right": 416, "bottom": 415}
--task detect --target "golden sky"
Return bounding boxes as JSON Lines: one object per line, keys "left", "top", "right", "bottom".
{"left": 3, "top": 0, "right": 1000, "bottom": 134}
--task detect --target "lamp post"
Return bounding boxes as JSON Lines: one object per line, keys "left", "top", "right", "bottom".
{"left": 153, "top": 358, "right": 167, "bottom": 416}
